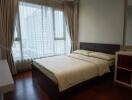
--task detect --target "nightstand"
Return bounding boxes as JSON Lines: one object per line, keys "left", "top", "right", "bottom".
{"left": 114, "top": 51, "right": 132, "bottom": 87}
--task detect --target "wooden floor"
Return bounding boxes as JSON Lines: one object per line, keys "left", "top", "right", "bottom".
{"left": 4, "top": 71, "right": 132, "bottom": 100}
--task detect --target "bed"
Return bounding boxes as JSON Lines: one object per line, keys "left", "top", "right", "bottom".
{"left": 32, "top": 42, "right": 120, "bottom": 99}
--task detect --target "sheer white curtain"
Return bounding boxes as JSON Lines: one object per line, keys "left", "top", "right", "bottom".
{"left": 12, "top": 1, "right": 71, "bottom": 72}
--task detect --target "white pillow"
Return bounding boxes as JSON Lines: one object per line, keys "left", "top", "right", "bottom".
{"left": 89, "top": 52, "right": 115, "bottom": 61}
{"left": 73, "top": 50, "right": 93, "bottom": 56}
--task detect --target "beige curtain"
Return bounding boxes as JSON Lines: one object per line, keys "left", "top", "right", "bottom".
{"left": 0, "top": 0, "right": 18, "bottom": 75}
{"left": 63, "top": 0, "right": 79, "bottom": 51}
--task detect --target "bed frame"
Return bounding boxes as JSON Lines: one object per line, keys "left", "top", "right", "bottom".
{"left": 32, "top": 42, "right": 120, "bottom": 99}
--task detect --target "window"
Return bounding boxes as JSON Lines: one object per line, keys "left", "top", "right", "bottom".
{"left": 12, "top": 2, "right": 71, "bottom": 61}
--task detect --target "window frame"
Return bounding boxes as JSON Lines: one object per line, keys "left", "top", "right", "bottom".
{"left": 13, "top": 1, "right": 69, "bottom": 60}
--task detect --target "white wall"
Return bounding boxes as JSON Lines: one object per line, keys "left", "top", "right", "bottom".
{"left": 0, "top": 49, "right": 1, "bottom": 60}
{"left": 126, "top": 6, "right": 132, "bottom": 45}
{"left": 79, "top": 0, "right": 125, "bottom": 44}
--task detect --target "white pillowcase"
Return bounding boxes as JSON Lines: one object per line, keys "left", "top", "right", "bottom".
{"left": 73, "top": 50, "right": 94, "bottom": 56}
{"left": 89, "top": 52, "right": 115, "bottom": 61}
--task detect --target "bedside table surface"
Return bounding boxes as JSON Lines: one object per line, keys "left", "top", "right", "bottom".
{"left": 116, "top": 51, "right": 132, "bottom": 56}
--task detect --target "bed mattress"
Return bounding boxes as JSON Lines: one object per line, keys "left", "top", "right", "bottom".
{"left": 33, "top": 53, "right": 114, "bottom": 92}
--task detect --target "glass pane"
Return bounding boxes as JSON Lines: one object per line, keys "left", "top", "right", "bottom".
{"left": 12, "top": 18, "right": 21, "bottom": 61}
{"left": 54, "top": 40, "right": 65, "bottom": 55}
{"left": 54, "top": 10, "right": 64, "bottom": 38}
{"left": 12, "top": 41, "right": 21, "bottom": 61}
{"left": 42, "top": 6, "right": 54, "bottom": 56}
{"left": 19, "top": 2, "right": 43, "bottom": 59}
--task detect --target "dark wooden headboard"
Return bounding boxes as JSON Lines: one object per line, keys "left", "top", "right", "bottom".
{"left": 80, "top": 42, "right": 120, "bottom": 54}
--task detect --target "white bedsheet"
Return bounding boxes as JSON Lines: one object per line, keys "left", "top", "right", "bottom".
{"left": 33, "top": 53, "right": 112, "bottom": 92}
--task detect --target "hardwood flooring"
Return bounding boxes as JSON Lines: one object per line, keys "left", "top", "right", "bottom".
{"left": 4, "top": 71, "right": 132, "bottom": 100}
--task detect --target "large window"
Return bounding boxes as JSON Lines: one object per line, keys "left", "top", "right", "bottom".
{"left": 12, "top": 2, "right": 71, "bottom": 60}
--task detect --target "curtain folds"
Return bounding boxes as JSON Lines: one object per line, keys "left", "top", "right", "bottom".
{"left": 0, "top": 0, "right": 78, "bottom": 74}
{"left": 0, "top": 0, "right": 18, "bottom": 75}
{"left": 63, "top": 0, "right": 79, "bottom": 51}
{"left": 15, "top": 59, "right": 32, "bottom": 73}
